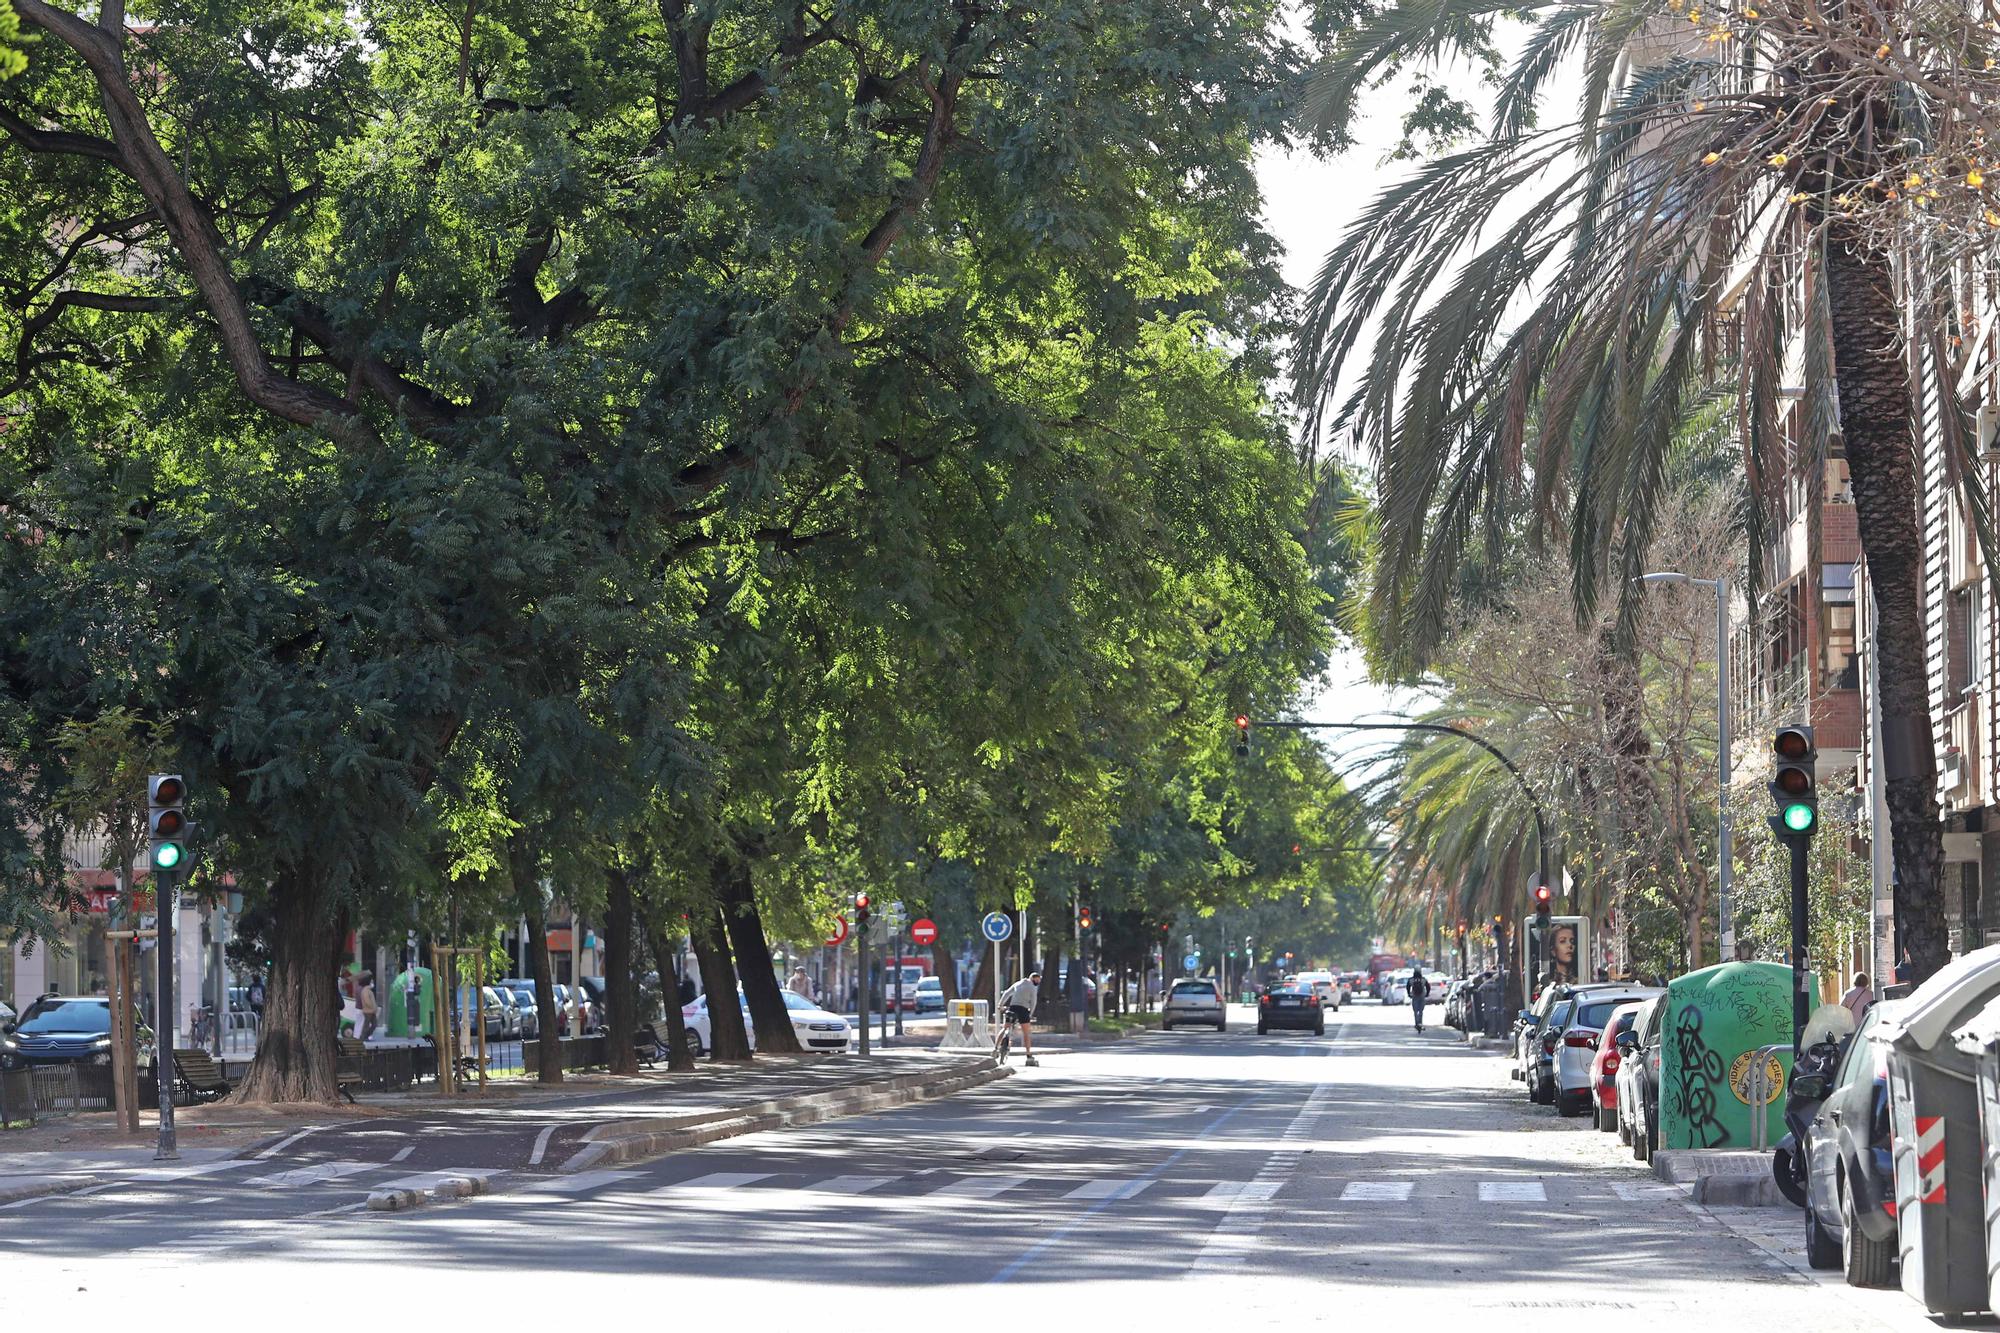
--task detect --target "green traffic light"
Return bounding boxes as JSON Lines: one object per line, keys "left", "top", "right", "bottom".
{"left": 1782, "top": 803, "right": 1815, "bottom": 833}
{"left": 153, "top": 842, "right": 183, "bottom": 870}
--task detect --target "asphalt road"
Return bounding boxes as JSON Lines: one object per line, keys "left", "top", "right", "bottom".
{"left": 0, "top": 1002, "right": 1951, "bottom": 1328}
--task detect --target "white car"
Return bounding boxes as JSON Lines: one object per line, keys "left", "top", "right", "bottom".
{"left": 1380, "top": 969, "right": 1412, "bottom": 1005}
{"left": 682, "top": 990, "right": 852, "bottom": 1055}
{"left": 1294, "top": 970, "right": 1341, "bottom": 1011}
{"left": 1162, "top": 978, "right": 1226, "bottom": 1031}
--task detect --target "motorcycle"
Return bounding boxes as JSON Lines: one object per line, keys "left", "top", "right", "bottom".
{"left": 1772, "top": 1005, "right": 1858, "bottom": 1207}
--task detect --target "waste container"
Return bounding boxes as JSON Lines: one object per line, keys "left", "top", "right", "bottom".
{"left": 1950, "top": 993, "right": 2000, "bottom": 1312}
{"left": 1871, "top": 943, "right": 2000, "bottom": 1317}
{"left": 1658, "top": 961, "right": 1805, "bottom": 1150}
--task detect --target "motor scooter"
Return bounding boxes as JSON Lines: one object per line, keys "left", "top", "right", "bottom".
{"left": 1772, "top": 1004, "right": 1858, "bottom": 1207}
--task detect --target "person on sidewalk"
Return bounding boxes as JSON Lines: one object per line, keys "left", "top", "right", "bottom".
{"left": 999, "top": 971, "right": 1042, "bottom": 1067}
{"left": 1840, "top": 972, "right": 1874, "bottom": 1024}
{"left": 1407, "top": 968, "right": 1431, "bottom": 1034}
{"left": 358, "top": 972, "right": 378, "bottom": 1042}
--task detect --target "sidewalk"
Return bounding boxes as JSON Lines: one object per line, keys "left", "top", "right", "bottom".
{"left": 0, "top": 1050, "right": 1006, "bottom": 1202}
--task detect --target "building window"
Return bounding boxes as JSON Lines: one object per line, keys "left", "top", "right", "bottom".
{"left": 1823, "top": 603, "right": 1858, "bottom": 691}
{"left": 1948, "top": 585, "right": 1984, "bottom": 698}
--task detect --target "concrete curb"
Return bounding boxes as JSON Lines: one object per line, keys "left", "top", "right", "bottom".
{"left": 0, "top": 1174, "right": 104, "bottom": 1206}
{"left": 563, "top": 1059, "right": 1012, "bottom": 1172}
{"left": 1653, "top": 1149, "right": 1790, "bottom": 1209}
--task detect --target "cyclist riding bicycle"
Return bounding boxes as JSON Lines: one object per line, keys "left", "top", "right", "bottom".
{"left": 998, "top": 971, "right": 1042, "bottom": 1067}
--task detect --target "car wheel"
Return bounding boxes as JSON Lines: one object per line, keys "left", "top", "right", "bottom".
{"left": 1257, "top": 1024, "right": 1268, "bottom": 1035}
{"left": 1314, "top": 1023, "right": 1325, "bottom": 1036}
{"left": 1216, "top": 1020, "right": 1226, "bottom": 1033}
{"left": 1840, "top": 1174, "right": 1895, "bottom": 1288}
{"left": 1163, "top": 1021, "right": 1174, "bottom": 1031}
{"left": 684, "top": 1029, "right": 704, "bottom": 1059}
{"left": 1556, "top": 1090, "right": 1586, "bottom": 1118}
{"left": 1805, "top": 1201, "right": 1842, "bottom": 1270}
{"left": 1633, "top": 1116, "right": 1652, "bottom": 1163}
{"left": 1596, "top": 1106, "right": 1617, "bottom": 1133}
{"left": 1617, "top": 1111, "right": 1632, "bottom": 1146}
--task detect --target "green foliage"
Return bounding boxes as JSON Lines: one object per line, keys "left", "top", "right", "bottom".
{"left": 0, "top": 3, "right": 24, "bottom": 82}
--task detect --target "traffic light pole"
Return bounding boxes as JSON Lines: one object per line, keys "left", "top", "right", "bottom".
{"left": 1788, "top": 832, "right": 1810, "bottom": 1055}
{"left": 857, "top": 914, "right": 870, "bottom": 1057}
{"left": 155, "top": 865, "right": 178, "bottom": 1160}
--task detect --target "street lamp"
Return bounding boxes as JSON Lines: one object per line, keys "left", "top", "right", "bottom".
{"left": 1636, "top": 571, "right": 1733, "bottom": 960}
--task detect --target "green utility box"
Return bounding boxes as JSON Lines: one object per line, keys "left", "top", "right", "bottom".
{"left": 386, "top": 967, "right": 436, "bottom": 1039}
{"left": 1659, "top": 961, "right": 1810, "bottom": 1151}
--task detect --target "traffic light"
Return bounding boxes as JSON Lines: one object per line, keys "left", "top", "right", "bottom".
{"left": 1234, "top": 713, "right": 1251, "bottom": 758}
{"left": 1456, "top": 921, "right": 1467, "bottom": 938}
{"left": 853, "top": 892, "right": 872, "bottom": 928}
{"left": 1769, "top": 725, "right": 1817, "bottom": 836}
{"left": 1078, "top": 905, "right": 1094, "bottom": 931}
{"left": 148, "top": 774, "right": 187, "bottom": 875}
{"left": 1532, "top": 882, "right": 1553, "bottom": 922}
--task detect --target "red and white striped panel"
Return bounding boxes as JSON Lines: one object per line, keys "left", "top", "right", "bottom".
{"left": 1916, "top": 1116, "right": 1947, "bottom": 1204}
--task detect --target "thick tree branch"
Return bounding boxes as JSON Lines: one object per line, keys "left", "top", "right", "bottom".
{"left": 0, "top": 103, "right": 122, "bottom": 161}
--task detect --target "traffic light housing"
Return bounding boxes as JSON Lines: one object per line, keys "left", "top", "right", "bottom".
{"left": 1768, "top": 725, "right": 1817, "bottom": 836}
{"left": 853, "top": 892, "right": 872, "bottom": 928}
{"left": 1532, "top": 882, "right": 1553, "bottom": 922}
{"left": 1233, "top": 713, "right": 1251, "bottom": 758}
{"left": 1078, "top": 905, "right": 1094, "bottom": 931}
{"left": 148, "top": 774, "right": 187, "bottom": 875}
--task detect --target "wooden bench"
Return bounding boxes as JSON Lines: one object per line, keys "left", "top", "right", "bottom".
{"left": 335, "top": 1035, "right": 368, "bottom": 1103}
{"left": 171, "top": 1048, "right": 232, "bottom": 1104}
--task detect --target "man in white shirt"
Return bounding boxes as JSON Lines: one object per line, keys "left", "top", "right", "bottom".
{"left": 998, "top": 971, "right": 1042, "bottom": 1067}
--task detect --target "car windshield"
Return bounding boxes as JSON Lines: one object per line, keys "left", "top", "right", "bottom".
{"left": 17, "top": 999, "right": 110, "bottom": 1033}
{"left": 1171, "top": 982, "right": 1216, "bottom": 996}
{"left": 1542, "top": 1000, "right": 1574, "bottom": 1030}
{"left": 1575, "top": 1000, "right": 1630, "bottom": 1029}
{"left": 780, "top": 992, "right": 822, "bottom": 1011}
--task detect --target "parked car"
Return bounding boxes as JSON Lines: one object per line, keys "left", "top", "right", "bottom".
{"left": 492, "top": 985, "right": 537, "bottom": 1040}
{"left": 1256, "top": 982, "right": 1326, "bottom": 1035}
{"left": 1802, "top": 1000, "right": 1900, "bottom": 1284}
{"left": 0, "top": 995, "right": 150, "bottom": 1069}
{"left": 1614, "top": 994, "right": 1670, "bottom": 1159}
{"left": 1521, "top": 997, "right": 1573, "bottom": 1103}
{"left": 1162, "top": 978, "right": 1226, "bottom": 1031}
{"left": 681, "top": 990, "right": 852, "bottom": 1055}
{"left": 1591, "top": 1002, "right": 1647, "bottom": 1132}
{"left": 1548, "top": 988, "right": 1661, "bottom": 1117}
{"left": 914, "top": 977, "right": 945, "bottom": 1015}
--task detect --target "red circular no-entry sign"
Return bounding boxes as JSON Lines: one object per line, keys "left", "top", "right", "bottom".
{"left": 825, "top": 916, "right": 849, "bottom": 947}
{"left": 909, "top": 918, "right": 939, "bottom": 946}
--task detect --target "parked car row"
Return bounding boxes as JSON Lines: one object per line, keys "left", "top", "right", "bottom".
{"left": 1508, "top": 982, "right": 1666, "bottom": 1139}
{"left": 681, "top": 989, "right": 853, "bottom": 1055}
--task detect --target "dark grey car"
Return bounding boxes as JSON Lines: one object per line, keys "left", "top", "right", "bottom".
{"left": 1802, "top": 1002, "right": 1899, "bottom": 1285}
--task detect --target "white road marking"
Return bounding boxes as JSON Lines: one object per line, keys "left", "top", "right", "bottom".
{"left": 1185, "top": 1053, "right": 1340, "bottom": 1277}
{"left": 805, "top": 1175, "right": 901, "bottom": 1194}
{"left": 255, "top": 1126, "right": 328, "bottom": 1160}
{"left": 1609, "top": 1181, "right": 1677, "bottom": 1203}
{"left": 527, "top": 1125, "right": 558, "bottom": 1166}
{"left": 1478, "top": 1181, "right": 1547, "bottom": 1202}
{"left": 1201, "top": 1181, "right": 1247, "bottom": 1202}
{"left": 389, "top": 1146, "right": 416, "bottom": 1164}
{"left": 1342, "top": 1181, "right": 1415, "bottom": 1201}
{"left": 662, "top": 1172, "right": 772, "bottom": 1191}
{"left": 253, "top": 1161, "right": 378, "bottom": 1188}
{"left": 933, "top": 1175, "right": 1028, "bottom": 1198}
{"left": 1065, "top": 1178, "right": 1153, "bottom": 1200}
{"left": 518, "top": 1170, "right": 642, "bottom": 1193}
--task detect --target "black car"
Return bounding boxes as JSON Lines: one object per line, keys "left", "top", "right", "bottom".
{"left": 1802, "top": 1003, "right": 1899, "bottom": 1285}
{"left": 1256, "top": 982, "right": 1325, "bottom": 1035}
{"left": 1524, "top": 997, "right": 1573, "bottom": 1104}
{"left": 0, "top": 995, "right": 142, "bottom": 1069}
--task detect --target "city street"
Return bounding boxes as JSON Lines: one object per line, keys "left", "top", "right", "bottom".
{"left": 0, "top": 1001, "right": 1946, "bottom": 1328}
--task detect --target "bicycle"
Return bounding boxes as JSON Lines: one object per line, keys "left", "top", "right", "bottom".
{"left": 993, "top": 1009, "right": 1022, "bottom": 1065}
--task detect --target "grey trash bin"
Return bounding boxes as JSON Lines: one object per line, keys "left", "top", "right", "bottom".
{"left": 1872, "top": 944, "right": 2000, "bottom": 1317}
{"left": 1951, "top": 993, "right": 2000, "bottom": 1312}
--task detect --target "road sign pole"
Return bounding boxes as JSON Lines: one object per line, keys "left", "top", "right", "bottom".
{"left": 894, "top": 916, "right": 904, "bottom": 1039}
{"left": 857, "top": 913, "right": 870, "bottom": 1057}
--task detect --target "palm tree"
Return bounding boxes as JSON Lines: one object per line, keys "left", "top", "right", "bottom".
{"left": 1292, "top": 0, "right": 1987, "bottom": 978}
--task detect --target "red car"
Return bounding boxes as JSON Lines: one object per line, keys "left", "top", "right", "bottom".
{"left": 1592, "top": 1002, "right": 1647, "bottom": 1132}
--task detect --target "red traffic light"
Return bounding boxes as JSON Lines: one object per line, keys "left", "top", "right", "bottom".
{"left": 854, "top": 892, "right": 871, "bottom": 911}
{"left": 1291, "top": 843, "right": 1302, "bottom": 855}
{"left": 1234, "top": 714, "right": 1250, "bottom": 730}
{"left": 1533, "top": 884, "right": 1553, "bottom": 905}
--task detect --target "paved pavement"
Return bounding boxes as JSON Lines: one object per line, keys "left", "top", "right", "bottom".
{"left": 0, "top": 1002, "right": 1953, "bottom": 1328}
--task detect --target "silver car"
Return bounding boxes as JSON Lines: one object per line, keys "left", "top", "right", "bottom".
{"left": 1163, "top": 978, "right": 1226, "bottom": 1032}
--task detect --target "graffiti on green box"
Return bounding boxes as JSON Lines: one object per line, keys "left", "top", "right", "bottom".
{"left": 1660, "top": 962, "right": 1805, "bottom": 1151}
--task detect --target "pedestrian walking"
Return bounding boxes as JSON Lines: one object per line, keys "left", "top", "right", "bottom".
{"left": 1406, "top": 968, "right": 1431, "bottom": 1034}
{"left": 1840, "top": 971, "right": 1874, "bottom": 1025}
{"left": 358, "top": 972, "right": 378, "bottom": 1041}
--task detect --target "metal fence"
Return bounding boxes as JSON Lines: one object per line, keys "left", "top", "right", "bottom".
{"left": 0, "top": 1064, "right": 83, "bottom": 1126}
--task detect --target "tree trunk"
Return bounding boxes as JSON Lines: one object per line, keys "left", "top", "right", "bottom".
{"left": 233, "top": 870, "right": 342, "bottom": 1103}
{"left": 1825, "top": 223, "right": 1949, "bottom": 981}
{"left": 932, "top": 941, "right": 958, "bottom": 1003}
{"left": 690, "top": 903, "right": 751, "bottom": 1060}
{"left": 718, "top": 859, "right": 803, "bottom": 1054}
{"left": 603, "top": 866, "right": 639, "bottom": 1075}
{"left": 513, "top": 844, "right": 562, "bottom": 1084}
{"left": 640, "top": 902, "right": 697, "bottom": 1071}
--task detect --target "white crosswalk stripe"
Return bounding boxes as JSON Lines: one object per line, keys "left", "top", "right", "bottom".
{"left": 519, "top": 1170, "right": 644, "bottom": 1194}
{"left": 663, "top": 1172, "right": 773, "bottom": 1191}
{"left": 1478, "top": 1181, "right": 1547, "bottom": 1202}
{"left": 1341, "top": 1181, "right": 1414, "bottom": 1201}
{"left": 1064, "top": 1178, "right": 1153, "bottom": 1200}
{"left": 804, "top": 1175, "right": 901, "bottom": 1194}
{"left": 932, "top": 1174, "right": 1029, "bottom": 1198}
